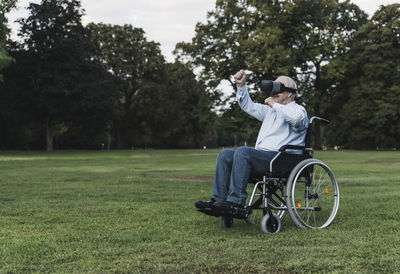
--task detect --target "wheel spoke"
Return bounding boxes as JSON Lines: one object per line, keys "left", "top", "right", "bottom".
{"left": 313, "top": 167, "right": 327, "bottom": 195}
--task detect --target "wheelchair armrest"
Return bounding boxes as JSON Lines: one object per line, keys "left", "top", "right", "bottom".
{"left": 278, "top": 145, "right": 306, "bottom": 152}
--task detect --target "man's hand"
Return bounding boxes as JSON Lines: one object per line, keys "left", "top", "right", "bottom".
{"left": 234, "top": 70, "right": 246, "bottom": 87}
{"left": 264, "top": 97, "right": 275, "bottom": 107}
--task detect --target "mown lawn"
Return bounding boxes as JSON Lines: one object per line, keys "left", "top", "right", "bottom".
{"left": 0, "top": 149, "right": 399, "bottom": 273}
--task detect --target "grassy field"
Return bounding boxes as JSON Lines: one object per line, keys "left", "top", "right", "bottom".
{"left": 0, "top": 149, "right": 399, "bottom": 273}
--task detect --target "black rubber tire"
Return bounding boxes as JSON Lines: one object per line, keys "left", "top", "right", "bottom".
{"left": 260, "top": 213, "right": 281, "bottom": 234}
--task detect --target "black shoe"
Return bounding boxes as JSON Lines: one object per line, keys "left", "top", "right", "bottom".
{"left": 195, "top": 198, "right": 216, "bottom": 210}
{"left": 195, "top": 199, "right": 222, "bottom": 217}
{"left": 219, "top": 201, "right": 247, "bottom": 219}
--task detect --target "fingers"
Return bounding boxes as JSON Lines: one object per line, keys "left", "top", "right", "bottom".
{"left": 233, "top": 70, "right": 240, "bottom": 80}
{"left": 265, "top": 97, "right": 275, "bottom": 107}
{"left": 234, "top": 69, "right": 244, "bottom": 80}
{"left": 234, "top": 69, "right": 246, "bottom": 87}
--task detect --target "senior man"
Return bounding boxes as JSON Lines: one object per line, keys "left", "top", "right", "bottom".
{"left": 195, "top": 70, "right": 309, "bottom": 218}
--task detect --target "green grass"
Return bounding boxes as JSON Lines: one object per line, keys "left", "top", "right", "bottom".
{"left": 0, "top": 149, "right": 399, "bottom": 273}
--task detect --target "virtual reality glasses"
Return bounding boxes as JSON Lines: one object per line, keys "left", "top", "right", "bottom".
{"left": 260, "top": 80, "right": 297, "bottom": 96}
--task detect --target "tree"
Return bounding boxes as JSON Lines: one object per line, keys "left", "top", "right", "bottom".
{"left": 13, "top": 0, "right": 113, "bottom": 150}
{"left": 332, "top": 4, "right": 400, "bottom": 149}
{"left": 87, "top": 23, "right": 165, "bottom": 148}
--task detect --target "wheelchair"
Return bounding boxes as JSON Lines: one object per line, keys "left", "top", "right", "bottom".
{"left": 220, "top": 116, "right": 340, "bottom": 233}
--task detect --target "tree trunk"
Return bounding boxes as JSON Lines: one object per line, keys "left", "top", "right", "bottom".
{"left": 46, "top": 117, "right": 54, "bottom": 151}
{"left": 107, "top": 131, "right": 111, "bottom": 150}
{"left": 115, "top": 122, "right": 124, "bottom": 149}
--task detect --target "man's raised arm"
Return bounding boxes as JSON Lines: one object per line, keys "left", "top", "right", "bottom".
{"left": 234, "top": 70, "right": 268, "bottom": 122}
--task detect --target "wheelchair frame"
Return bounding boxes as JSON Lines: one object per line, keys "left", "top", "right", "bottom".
{"left": 225, "top": 116, "right": 340, "bottom": 233}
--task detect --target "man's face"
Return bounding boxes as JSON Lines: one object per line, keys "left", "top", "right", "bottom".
{"left": 271, "top": 91, "right": 292, "bottom": 105}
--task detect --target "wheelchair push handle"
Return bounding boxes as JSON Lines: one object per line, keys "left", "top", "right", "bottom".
{"left": 310, "top": 116, "right": 330, "bottom": 125}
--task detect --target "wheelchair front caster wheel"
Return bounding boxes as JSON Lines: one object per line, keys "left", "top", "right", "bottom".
{"left": 261, "top": 213, "right": 281, "bottom": 234}
{"left": 220, "top": 216, "right": 233, "bottom": 228}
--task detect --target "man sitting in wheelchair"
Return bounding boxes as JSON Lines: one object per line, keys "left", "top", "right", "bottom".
{"left": 195, "top": 69, "right": 309, "bottom": 220}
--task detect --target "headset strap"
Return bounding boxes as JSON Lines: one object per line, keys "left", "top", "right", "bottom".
{"left": 282, "top": 86, "right": 297, "bottom": 93}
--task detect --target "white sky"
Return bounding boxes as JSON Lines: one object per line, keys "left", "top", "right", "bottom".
{"left": 6, "top": 0, "right": 398, "bottom": 62}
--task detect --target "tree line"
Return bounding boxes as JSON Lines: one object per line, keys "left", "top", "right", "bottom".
{"left": 0, "top": 0, "right": 399, "bottom": 150}
{"left": 0, "top": 0, "right": 217, "bottom": 150}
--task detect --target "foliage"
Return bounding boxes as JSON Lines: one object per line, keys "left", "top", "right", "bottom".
{"left": 135, "top": 61, "right": 218, "bottom": 148}
{"left": 0, "top": 149, "right": 399, "bottom": 272}
{"left": 87, "top": 23, "right": 218, "bottom": 149}
{"left": 87, "top": 23, "right": 166, "bottom": 148}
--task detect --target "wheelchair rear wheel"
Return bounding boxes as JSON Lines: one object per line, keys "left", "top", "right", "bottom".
{"left": 286, "top": 159, "right": 339, "bottom": 229}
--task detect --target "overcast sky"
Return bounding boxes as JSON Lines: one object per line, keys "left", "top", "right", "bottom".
{"left": 6, "top": 0, "right": 398, "bottom": 62}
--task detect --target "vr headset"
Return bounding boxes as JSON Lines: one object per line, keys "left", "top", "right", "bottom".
{"left": 260, "top": 80, "right": 297, "bottom": 96}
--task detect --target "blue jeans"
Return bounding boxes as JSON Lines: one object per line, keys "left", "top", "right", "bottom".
{"left": 211, "top": 146, "right": 278, "bottom": 206}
